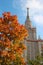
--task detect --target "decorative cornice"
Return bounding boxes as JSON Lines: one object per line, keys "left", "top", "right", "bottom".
{"left": 25, "top": 38, "right": 43, "bottom": 42}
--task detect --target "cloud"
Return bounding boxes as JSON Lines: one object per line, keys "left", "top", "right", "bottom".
{"left": 33, "top": 15, "right": 43, "bottom": 25}
{"left": 13, "top": 0, "right": 43, "bottom": 25}
{"left": 20, "top": 0, "right": 43, "bottom": 10}
{"left": 20, "top": 0, "right": 43, "bottom": 25}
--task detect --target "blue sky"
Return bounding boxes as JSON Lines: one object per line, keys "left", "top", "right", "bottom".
{"left": 0, "top": 0, "right": 43, "bottom": 39}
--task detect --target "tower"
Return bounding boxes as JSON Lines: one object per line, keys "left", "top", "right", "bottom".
{"left": 25, "top": 8, "right": 33, "bottom": 40}
{"left": 25, "top": 8, "right": 32, "bottom": 29}
{"left": 25, "top": 8, "right": 37, "bottom": 40}
{"left": 24, "top": 8, "right": 37, "bottom": 61}
{"left": 24, "top": 8, "right": 43, "bottom": 65}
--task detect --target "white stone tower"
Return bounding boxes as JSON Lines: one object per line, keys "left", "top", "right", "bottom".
{"left": 24, "top": 8, "right": 43, "bottom": 64}
{"left": 24, "top": 8, "right": 38, "bottom": 61}
{"left": 25, "top": 8, "right": 37, "bottom": 40}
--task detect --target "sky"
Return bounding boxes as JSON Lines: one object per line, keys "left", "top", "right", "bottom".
{"left": 0, "top": 0, "right": 43, "bottom": 39}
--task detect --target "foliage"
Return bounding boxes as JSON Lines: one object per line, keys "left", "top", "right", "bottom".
{"left": 0, "top": 12, "right": 28, "bottom": 65}
{"left": 28, "top": 56, "right": 43, "bottom": 65}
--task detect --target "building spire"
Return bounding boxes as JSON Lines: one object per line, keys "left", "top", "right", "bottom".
{"left": 25, "top": 8, "right": 32, "bottom": 28}
{"left": 27, "top": 8, "right": 29, "bottom": 18}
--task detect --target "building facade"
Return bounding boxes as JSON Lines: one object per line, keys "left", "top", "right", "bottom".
{"left": 24, "top": 8, "right": 43, "bottom": 63}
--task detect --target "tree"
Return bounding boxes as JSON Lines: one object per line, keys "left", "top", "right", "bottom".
{"left": 0, "top": 12, "right": 28, "bottom": 65}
